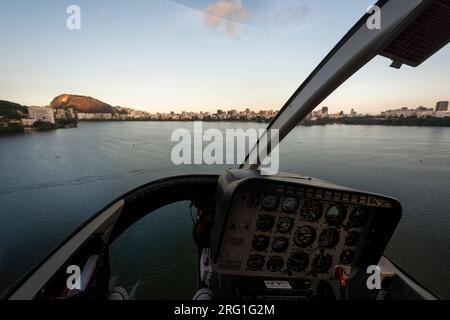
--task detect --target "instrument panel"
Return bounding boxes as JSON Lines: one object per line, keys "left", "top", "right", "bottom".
{"left": 213, "top": 178, "right": 395, "bottom": 280}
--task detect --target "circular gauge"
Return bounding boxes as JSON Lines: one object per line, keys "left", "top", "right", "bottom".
{"left": 287, "top": 251, "right": 309, "bottom": 273}
{"left": 345, "top": 231, "right": 360, "bottom": 247}
{"left": 247, "top": 254, "right": 265, "bottom": 271}
{"left": 325, "top": 205, "right": 347, "bottom": 227}
{"left": 262, "top": 195, "right": 279, "bottom": 211}
{"left": 340, "top": 249, "right": 355, "bottom": 265}
{"left": 282, "top": 197, "right": 299, "bottom": 214}
{"left": 256, "top": 215, "right": 275, "bottom": 232}
{"left": 294, "top": 226, "right": 316, "bottom": 248}
{"left": 252, "top": 235, "right": 270, "bottom": 252}
{"left": 300, "top": 200, "right": 323, "bottom": 222}
{"left": 272, "top": 237, "right": 289, "bottom": 253}
{"left": 312, "top": 254, "right": 333, "bottom": 274}
{"left": 277, "top": 217, "right": 294, "bottom": 234}
{"left": 348, "top": 207, "right": 369, "bottom": 228}
{"left": 318, "top": 228, "right": 340, "bottom": 249}
{"left": 267, "top": 256, "right": 284, "bottom": 273}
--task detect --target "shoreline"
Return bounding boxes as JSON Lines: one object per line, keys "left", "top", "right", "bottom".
{"left": 77, "top": 118, "right": 450, "bottom": 128}
{"left": 2, "top": 118, "right": 450, "bottom": 137}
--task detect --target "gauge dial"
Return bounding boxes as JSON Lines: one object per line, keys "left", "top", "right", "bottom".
{"left": 318, "top": 228, "right": 340, "bottom": 249}
{"left": 287, "top": 251, "right": 309, "bottom": 273}
{"left": 247, "top": 254, "right": 265, "bottom": 271}
{"left": 294, "top": 226, "right": 316, "bottom": 248}
{"left": 312, "top": 254, "right": 333, "bottom": 274}
{"left": 325, "top": 205, "right": 347, "bottom": 227}
{"left": 282, "top": 197, "right": 299, "bottom": 214}
{"left": 256, "top": 215, "right": 275, "bottom": 232}
{"left": 252, "top": 235, "right": 270, "bottom": 252}
{"left": 277, "top": 217, "right": 294, "bottom": 234}
{"left": 272, "top": 237, "right": 289, "bottom": 253}
{"left": 262, "top": 195, "right": 279, "bottom": 211}
{"left": 267, "top": 256, "right": 284, "bottom": 272}
{"left": 300, "top": 200, "right": 323, "bottom": 221}
{"left": 348, "top": 207, "right": 369, "bottom": 228}
{"left": 345, "top": 231, "right": 360, "bottom": 246}
{"left": 340, "top": 249, "right": 355, "bottom": 265}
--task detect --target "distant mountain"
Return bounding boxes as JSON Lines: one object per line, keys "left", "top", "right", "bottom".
{"left": 50, "top": 94, "right": 114, "bottom": 114}
{"left": 0, "top": 100, "right": 28, "bottom": 119}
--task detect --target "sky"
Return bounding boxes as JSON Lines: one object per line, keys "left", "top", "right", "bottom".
{"left": 0, "top": 0, "right": 449, "bottom": 114}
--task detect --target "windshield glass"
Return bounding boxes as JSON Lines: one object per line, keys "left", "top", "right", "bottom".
{"left": 0, "top": 0, "right": 449, "bottom": 300}
{"left": 278, "top": 51, "right": 450, "bottom": 298}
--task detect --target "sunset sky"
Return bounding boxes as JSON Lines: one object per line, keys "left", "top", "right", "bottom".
{"left": 0, "top": 0, "right": 449, "bottom": 114}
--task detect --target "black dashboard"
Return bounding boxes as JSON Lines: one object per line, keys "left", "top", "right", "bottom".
{"left": 210, "top": 170, "right": 402, "bottom": 282}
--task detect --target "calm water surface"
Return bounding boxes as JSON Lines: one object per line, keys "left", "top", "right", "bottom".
{"left": 0, "top": 122, "right": 449, "bottom": 299}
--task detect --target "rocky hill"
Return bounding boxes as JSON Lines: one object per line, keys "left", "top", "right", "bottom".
{"left": 50, "top": 94, "right": 114, "bottom": 113}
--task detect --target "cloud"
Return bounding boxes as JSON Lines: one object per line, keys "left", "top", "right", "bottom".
{"left": 171, "top": 0, "right": 309, "bottom": 37}
{"left": 202, "top": 0, "right": 249, "bottom": 37}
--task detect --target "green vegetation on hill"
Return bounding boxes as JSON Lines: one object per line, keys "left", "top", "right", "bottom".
{"left": 0, "top": 100, "right": 27, "bottom": 135}
{"left": 0, "top": 100, "right": 28, "bottom": 119}
{"left": 0, "top": 99, "right": 78, "bottom": 135}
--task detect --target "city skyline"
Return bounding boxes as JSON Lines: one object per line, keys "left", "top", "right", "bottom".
{"left": 3, "top": 99, "right": 448, "bottom": 134}
{"left": 8, "top": 93, "right": 448, "bottom": 117}
{"left": 1, "top": 1, "right": 449, "bottom": 114}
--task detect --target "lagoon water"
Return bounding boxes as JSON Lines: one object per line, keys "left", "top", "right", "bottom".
{"left": 0, "top": 121, "right": 449, "bottom": 299}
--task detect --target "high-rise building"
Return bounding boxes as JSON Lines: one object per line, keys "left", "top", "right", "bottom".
{"left": 321, "top": 107, "right": 329, "bottom": 116}
{"left": 27, "top": 106, "right": 55, "bottom": 124}
{"left": 436, "top": 101, "right": 449, "bottom": 111}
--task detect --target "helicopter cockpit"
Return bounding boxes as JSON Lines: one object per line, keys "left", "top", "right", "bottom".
{"left": 3, "top": 0, "right": 448, "bottom": 301}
